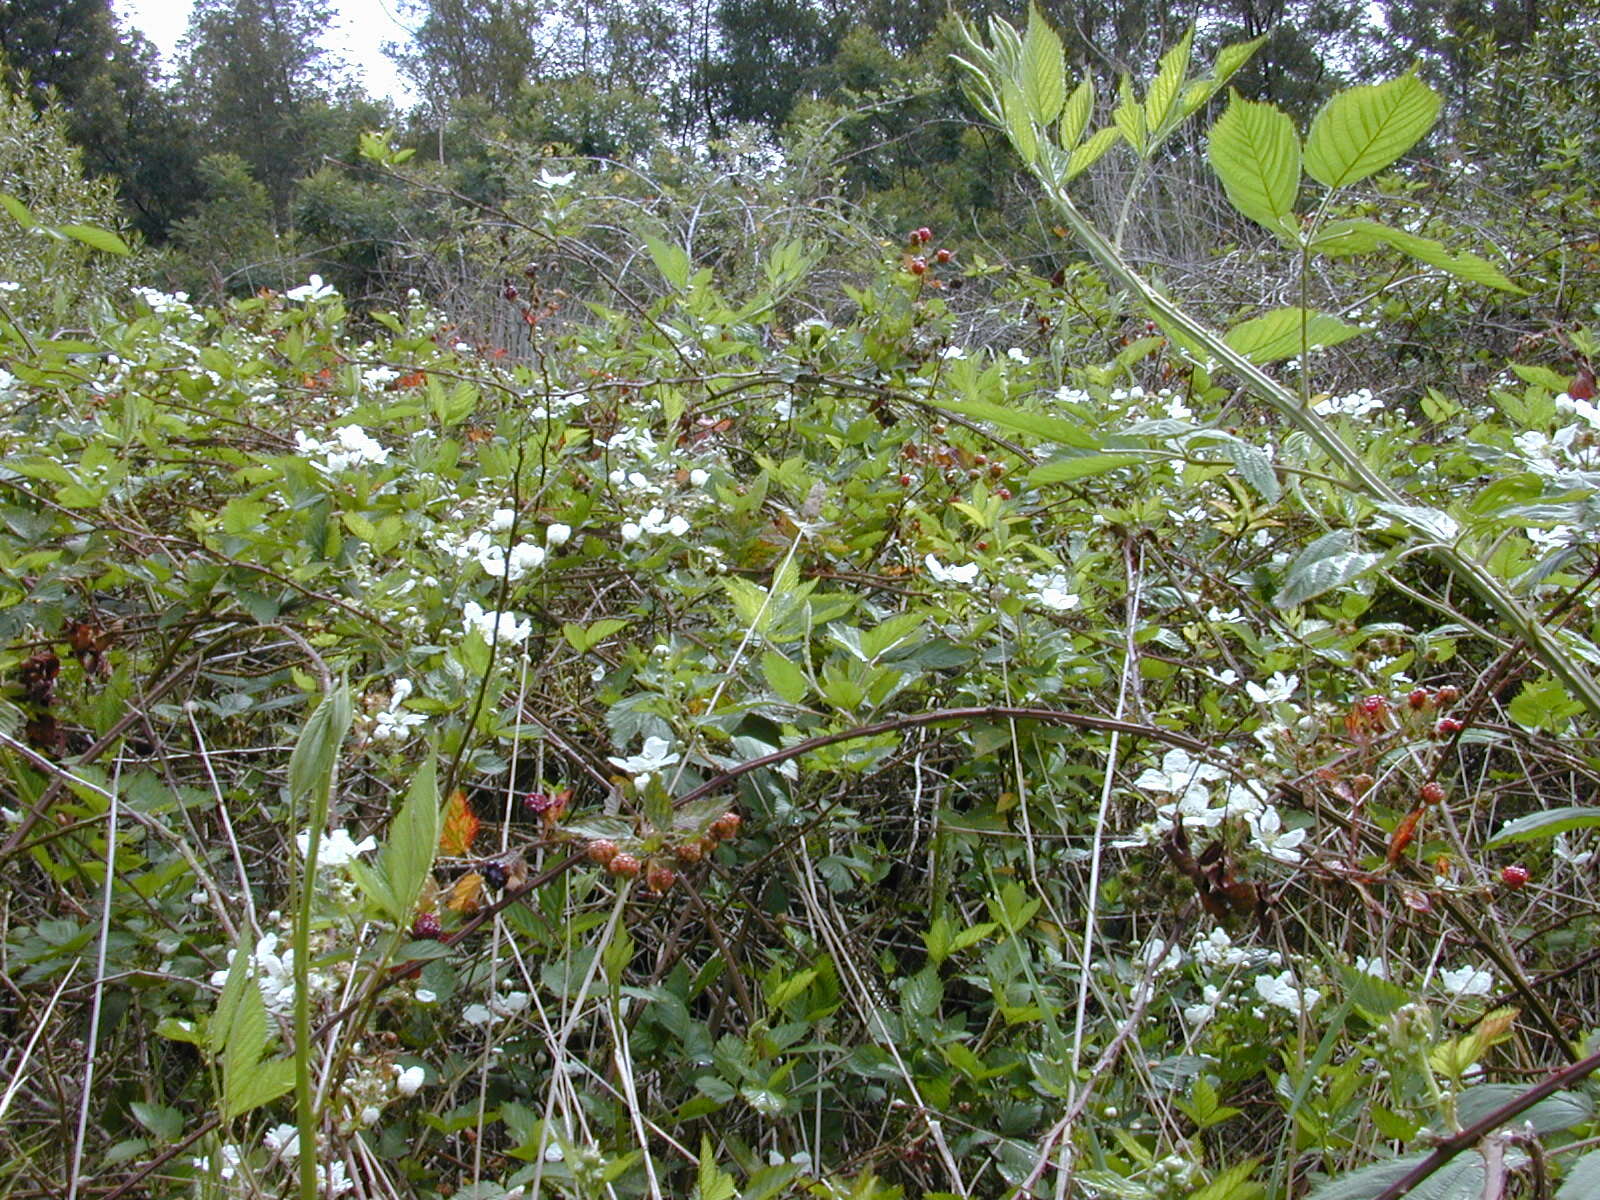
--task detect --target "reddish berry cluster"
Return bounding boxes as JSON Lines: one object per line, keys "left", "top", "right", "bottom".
{"left": 584, "top": 811, "right": 743, "bottom": 895}
{"left": 522, "top": 788, "right": 571, "bottom": 825}
{"left": 903, "top": 226, "right": 954, "bottom": 281}
{"left": 1500, "top": 864, "right": 1531, "bottom": 889}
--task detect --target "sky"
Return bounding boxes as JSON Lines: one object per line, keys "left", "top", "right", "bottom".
{"left": 111, "top": 0, "right": 420, "bottom": 106}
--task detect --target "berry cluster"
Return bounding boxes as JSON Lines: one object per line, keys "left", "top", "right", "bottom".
{"left": 903, "top": 226, "right": 954, "bottom": 282}
{"left": 585, "top": 810, "right": 742, "bottom": 894}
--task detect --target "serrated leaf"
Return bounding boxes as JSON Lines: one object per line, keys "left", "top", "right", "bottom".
{"left": 1372, "top": 502, "right": 1459, "bottom": 542}
{"left": 643, "top": 233, "right": 690, "bottom": 289}
{"left": 1208, "top": 93, "right": 1301, "bottom": 231}
{"left": 1113, "top": 76, "right": 1147, "bottom": 154}
{"left": 438, "top": 788, "right": 480, "bottom": 857}
{"left": 940, "top": 397, "right": 1097, "bottom": 448}
{"left": 385, "top": 756, "right": 441, "bottom": 919}
{"left": 1003, "top": 80, "right": 1039, "bottom": 165}
{"left": 1145, "top": 27, "right": 1194, "bottom": 133}
{"left": 1275, "top": 532, "right": 1382, "bottom": 607}
{"left": 1305, "top": 72, "right": 1440, "bottom": 188}
{"left": 1488, "top": 805, "right": 1600, "bottom": 847}
{"left": 1224, "top": 308, "right": 1364, "bottom": 364}
{"left": 1337, "top": 964, "right": 1411, "bottom": 1019}
{"left": 1030, "top": 452, "right": 1146, "bottom": 484}
{"left": 59, "top": 224, "right": 130, "bottom": 255}
{"left": 1068, "top": 126, "right": 1121, "bottom": 179}
{"left": 761, "top": 650, "right": 808, "bottom": 703}
{"left": 1330, "top": 218, "right": 1522, "bottom": 292}
{"left": 1455, "top": 1084, "right": 1593, "bottom": 1134}
{"left": 1211, "top": 35, "right": 1267, "bottom": 87}
{"left": 1557, "top": 1148, "right": 1600, "bottom": 1199}
{"left": 1059, "top": 77, "right": 1094, "bottom": 149}
{"left": 694, "top": 1134, "right": 737, "bottom": 1200}
{"left": 1186, "top": 1158, "right": 1261, "bottom": 1200}
{"left": 1304, "top": 1154, "right": 1482, "bottom": 1200}
{"left": 1022, "top": 5, "right": 1066, "bottom": 124}
{"left": 1220, "top": 439, "right": 1281, "bottom": 502}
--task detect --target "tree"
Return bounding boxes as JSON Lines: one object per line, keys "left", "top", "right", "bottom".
{"left": 393, "top": 0, "right": 552, "bottom": 111}
{"left": 176, "top": 0, "right": 342, "bottom": 219}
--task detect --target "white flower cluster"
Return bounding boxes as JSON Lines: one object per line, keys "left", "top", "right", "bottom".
{"left": 462, "top": 990, "right": 531, "bottom": 1026}
{"left": 461, "top": 600, "right": 532, "bottom": 646}
{"left": 295, "top": 827, "right": 377, "bottom": 868}
{"left": 295, "top": 426, "right": 389, "bottom": 472}
{"left": 1312, "top": 388, "right": 1382, "bottom": 418}
{"left": 442, "top": 508, "right": 548, "bottom": 581}
{"left": 620, "top": 506, "right": 690, "bottom": 542}
{"left": 1026, "top": 570, "right": 1079, "bottom": 612}
{"left": 209, "top": 931, "right": 297, "bottom": 1014}
{"left": 1113, "top": 749, "right": 1308, "bottom": 863}
{"left": 371, "top": 678, "right": 426, "bottom": 742}
{"left": 609, "top": 735, "right": 680, "bottom": 789}
{"left": 286, "top": 274, "right": 338, "bottom": 303}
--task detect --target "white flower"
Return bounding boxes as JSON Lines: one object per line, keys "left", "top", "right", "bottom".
{"left": 395, "top": 1065, "right": 425, "bottom": 1096}
{"left": 546, "top": 522, "right": 572, "bottom": 546}
{"left": 924, "top": 553, "right": 980, "bottom": 585}
{"left": 620, "top": 522, "right": 642, "bottom": 543}
{"left": 688, "top": 468, "right": 709, "bottom": 487}
{"left": 361, "top": 1104, "right": 382, "bottom": 1125}
{"left": 1139, "top": 939, "right": 1183, "bottom": 974}
{"left": 462, "top": 1003, "right": 494, "bottom": 1025}
{"left": 538, "top": 168, "right": 576, "bottom": 189}
{"left": 1255, "top": 970, "right": 1319, "bottom": 1014}
{"left": 1136, "top": 748, "right": 1226, "bottom": 813}
{"left": 1225, "top": 780, "right": 1268, "bottom": 819}
{"left": 1311, "top": 388, "right": 1381, "bottom": 418}
{"left": 487, "top": 508, "right": 517, "bottom": 532}
{"left": 1006, "top": 347, "right": 1031, "bottom": 365}
{"left": 939, "top": 346, "right": 966, "bottom": 360}
{"left": 296, "top": 827, "right": 377, "bottom": 867}
{"left": 1245, "top": 672, "right": 1298, "bottom": 705}
{"left": 414, "top": 988, "right": 437, "bottom": 1003}
{"left": 1191, "top": 927, "right": 1238, "bottom": 967}
{"left": 263, "top": 1124, "right": 299, "bottom": 1158}
{"left": 286, "top": 274, "right": 337, "bottom": 302}
{"left": 461, "top": 600, "right": 531, "bottom": 646}
{"left": 1554, "top": 833, "right": 1594, "bottom": 869}
{"left": 609, "top": 736, "right": 679, "bottom": 776}
{"left": 1247, "top": 806, "right": 1307, "bottom": 863}
{"left": 1439, "top": 965, "right": 1494, "bottom": 996}
{"left": 1353, "top": 956, "right": 1388, "bottom": 979}
{"left": 1183, "top": 984, "right": 1224, "bottom": 1026}
{"left": 1026, "top": 570, "right": 1079, "bottom": 612}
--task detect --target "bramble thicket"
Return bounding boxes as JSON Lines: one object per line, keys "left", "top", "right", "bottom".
{"left": 5, "top": 2, "right": 1600, "bottom": 1198}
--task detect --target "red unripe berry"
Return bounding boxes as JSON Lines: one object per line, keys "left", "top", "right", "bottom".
{"left": 646, "top": 861, "right": 677, "bottom": 893}
{"left": 988, "top": 462, "right": 1005, "bottom": 478}
{"left": 975, "top": 539, "right": 990, "bottom": 551}
{"left": 502, "top": 283, "right": 520, "bottom": 302}
{"left": 934, "top": 248, "right": 952, "bottom": 263}
{"left": 908, "top": 257, "right": 927, "bottom": 275}
{"left": 587, "top": 839, "right": 620, "bottom": 867}
{"left": 1419, "top": 781, "right": 1446, "bottom": 805}
{"left": 1408, "top": 687, "right": 1431, "bottom": 710}
{"left": 1358, "top": 695, "right": 1388, "bottom": 718}
{"left": 1435, "top": 717, "right": 1464, "bottom": 738}
{"left": 996, "top": 486, "right": 1013, "bottom": 500}
{"left": 898, "top": 473, "right": 913, "bottom": 487}
{"left": 411, "top": 912, "right": 443, "bottom": 940}
{"left": 1434, "top": 685, "right": 1461, "bottom": 708}
{"left": 914, "top": 227, "right": 932, "bottom": 244}
{"left": 1571, "top": 367, "right": 1596, "bottom": 401}
{"left": 674, "top": 839, "right": 703, "bottom": 865}
{"left": 608, "top": 852, "right": 641, "bottom": 878}
{"left": 1501, "top": 864, "right": 1530, "bottom": 889}
{"left": 709, "top": 811, "right": 742, "bottom": 842}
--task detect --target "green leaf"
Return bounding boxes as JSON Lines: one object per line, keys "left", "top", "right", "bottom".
{"left": 287, "top": 686, "right": 352, "bottom": 807}
{"left": 1186, "top": 1158, "right": 1261, "bottom": 1200}
{"left": 1022, "top": 5, "right": 1066, "bottom": 125}
{"left": 1321, "top": 218, "right": 1523, "bottom": 292}
{"left": 939, "top": 396, "right": 1097, "bottom": 448}
{"left": 1508, "top": 676, "right": 1585, "bottom": 732}
{"left": 1059, "top": 77, "right": 1094, "bottom": 149}
{"left": 1207, "top": 93, "right": 1301, "bottom": 231}
{"left": 1371, "top": 503, "right": 1459, "bottom": 543}
{"left": 1304, "top": 72, "right": 1440, "bottom": 187}
{"left": 1487, "top": 804, "right": 1600, "bottom": 848}
{"left": 59, "top": 224, "right": 130, "bottom": 256}
{"left": 1113, "top": 75, "right": 1147, "bottom": 155}
{"left": 1211, "top": 36, "right": 1267, "bottom": 89}
{"left": 1145, "top": 27, "right": 1194, "bottom": 134}
{"left": 1337, "top": 964, "right": 1411, "bottom": 1019}
{"left": 1003, "top": 80, "right": 1039, "bottom": 165}
{"left": 693, "top": 1135, "right": 737, "bottom": 1200}
{"left": 1557, "top": 1149, "right": 1600, "bottom": 1199}
{"left": 1304, "top": 1154, "right": 1482, "bottom": 1200}
{"left": 761, "top": 650, "right": 808, "bottom": 703}
{"left": 1274, "top": 532, "right": 1383, "bottom": 607}
{"left": 1224, "top": 308, "right": 1363, "bottom": 364}
{"left": 0, "top": 192, "right": 36, "bottom": 228}
{"left": 643, "top": 233, "right": 691, "bottom": 289}
{"left": 384, "top": 756, "right": 441, "bottom": 921}
{"left": 1220, "top": 439, "right": 1281, "bottom": 503}
{"left": 1030, "top": 452, "right": 1146, "bottom": 484}
{"left": 1455, "top": 1085, "right": 1593, "bottom": 1135}
{"left": 1068, "top": 127, "right": 1121, "bottom": 179}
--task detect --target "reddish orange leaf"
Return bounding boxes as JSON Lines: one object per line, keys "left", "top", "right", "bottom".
{"left": 1387, "top": 806, "right": 1425, "bottom": 865}
{"left": 440, "top": 789, "right": 480, "bottom": 857}
{"left": 445, "top": 871, "right": 485, "bottom": 915}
